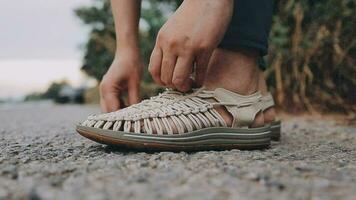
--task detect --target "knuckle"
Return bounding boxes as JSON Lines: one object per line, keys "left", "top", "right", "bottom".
{"left": 99, "top": 85, "right": 110, "bottom": 95}
{"left": 157, "top": 31, "right": 166, "bottom": 43}
{"left": 167, "top": 38, "right": 179, "bottom": 49}
{"left": 99, "top": 81, "right": 108, "bottom": 92}
{"left": 172, "top": 77, "right": 185, "bottom": 86}
{"left": 195, "top": 42, "right": 210, "bottom": 52}
{"left": 148, "top": 65, "right": 159, "bottom": 76}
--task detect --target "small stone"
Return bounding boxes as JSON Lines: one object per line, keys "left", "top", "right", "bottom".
{"left": 28, "top": 188, "right": 41, "bottom": 200}
{"left": 223, "top": 166, "right": 238, "bottom": 177}
{"left": 72, "top": 141, "right": 84, "bottom": 148}
{"left": 140, "top": 160, "right": 149, "bottom": 167}
{"left": 21, "top": 156, "right": 31, "bottom": 164}
{"left": 50, "top": 176, "right": 65, "bottom": 187}
{"left": 246, "top": 172, "right": 259, "bottom": 181}
{"left": 1, "top": 165, "right": 18, "bottom": 179}
{"left": 295, "top": 163, "right": 312, "bottom": 172}
{"left": 266, "top": 181, "right": 285, "bottom": 190}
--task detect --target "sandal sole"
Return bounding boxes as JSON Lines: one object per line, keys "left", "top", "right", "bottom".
{"left": 76, "top": 125, "right": 271, "bottom": 151}
{"left": 270, "top": 121, "right": 281, "bottom": 141}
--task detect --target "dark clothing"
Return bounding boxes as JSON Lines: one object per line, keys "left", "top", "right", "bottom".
{"left": 219, "top": 0, "right": 274, "bottom": 58}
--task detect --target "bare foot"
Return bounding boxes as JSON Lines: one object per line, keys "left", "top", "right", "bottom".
{"left": 152, "top": 48, "right": 278, "bottom": 131}
{"left": 204, "top": 48, "right": 276, "bottom": 128}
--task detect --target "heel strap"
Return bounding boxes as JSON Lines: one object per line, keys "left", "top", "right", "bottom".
{"left": 260, "top": 93, "right": 275, "bottom": 111}
{"left": 212, "top": 88, "right": 262, "bottom": 128}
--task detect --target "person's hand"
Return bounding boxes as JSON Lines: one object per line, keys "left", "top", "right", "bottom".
{"left": 99, "top": 50, "right": 143, "bottom": 112}
{"left": 148, "top": 0, "right": 233, "bottom": 92}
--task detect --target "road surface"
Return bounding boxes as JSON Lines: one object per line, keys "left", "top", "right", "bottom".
{"left": 0, "top": 103, "right": 355, "bottom": 200}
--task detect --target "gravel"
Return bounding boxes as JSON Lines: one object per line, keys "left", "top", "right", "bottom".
{"left": 0, "top": 103, "right": 355, "bottom": 200}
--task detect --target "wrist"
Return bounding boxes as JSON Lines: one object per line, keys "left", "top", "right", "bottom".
{"left": 116, "top": 30, "right": 140, "bottom": 51}
{"left": 115, "top": 45, "right": 141, "bottom": 59}
{"left": 116, "top": 42, "right": 140, "bottom": 53}
{"left": 117, "top": 37, "right": 139, "bottom": 48}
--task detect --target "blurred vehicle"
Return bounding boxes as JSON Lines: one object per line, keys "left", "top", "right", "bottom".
{"left": 56, "top": 86, "right": 84, "bottom": 104}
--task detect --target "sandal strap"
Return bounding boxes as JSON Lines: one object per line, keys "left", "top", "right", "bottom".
{"left": 260, "top": 92, "right": 275, "bottom": 111}
{"left": 212, "top": 88, "right": 262, "bottom": 127}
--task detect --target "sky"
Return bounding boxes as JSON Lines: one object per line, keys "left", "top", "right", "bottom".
{"left": 0, "top": 0, "right": 94, "bottom": 99}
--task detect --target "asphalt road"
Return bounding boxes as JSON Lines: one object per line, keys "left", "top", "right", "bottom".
{"left": 0, "top": 103, "right": 355, "bottom": 200}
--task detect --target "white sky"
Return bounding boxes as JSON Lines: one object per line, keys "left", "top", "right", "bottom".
{"left": 0, "top": 0, "right": 94, "bottom": 99}
{"left": 0, "top": 60, "right": 93, "bottom": 98}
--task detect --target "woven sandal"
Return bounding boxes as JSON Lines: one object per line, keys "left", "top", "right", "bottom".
{"left": 260, "top": 93, "right": 281, "bottom": 141}
{"left": 76, "top": 88, "right": 272, "bottom": 151}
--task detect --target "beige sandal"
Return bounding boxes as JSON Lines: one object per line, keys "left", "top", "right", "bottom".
{"left": 76, "top": 88, "right": 273, "bottom": 151}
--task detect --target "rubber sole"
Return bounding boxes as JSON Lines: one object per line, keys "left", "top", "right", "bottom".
{"left": 76, "top": 125, "right": 271, "bottom": 151}
{"left": 270, "top": 121, "right": 281, "bottom": 141}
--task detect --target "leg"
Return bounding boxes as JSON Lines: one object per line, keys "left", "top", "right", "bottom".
{"left": 218, "top": 0, "right": 274, "bottom": 56}
{"left": 204, "top": 0, "right": 275, "bottom": 126}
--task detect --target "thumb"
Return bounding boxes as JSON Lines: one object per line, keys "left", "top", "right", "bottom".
{"left": 128, "top": 79, "right": 140, "bottom": 105}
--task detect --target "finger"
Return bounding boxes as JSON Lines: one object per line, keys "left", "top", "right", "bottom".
{"left": 128, "top": 79, "right": 140, "bottom": 105}
{"left": 100, "top": 95, "right": 108, "bottom": 113}
{"left": 148, "top": 47, "right": 164, "bottom": 85}
{"left": 172, "top": 55, "right": 194, "bottom": 92}
{"left": 160, "top": 52, "right": 177, "bottom": 88}
{"left": 99, "top": 84, "right": 109, "bottom": 112}
{"left": 195, "top": 51, "right": 213, "bottom": 86}
{"left": 102, "top": 92, "right": 121, "bottom": 112}
{"left": 100, "top": 83, "right": 121, "bottom": 112}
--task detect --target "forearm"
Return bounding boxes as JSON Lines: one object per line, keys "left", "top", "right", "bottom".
{"left": 111, "top": 0, "right": 141, "bottom": 54}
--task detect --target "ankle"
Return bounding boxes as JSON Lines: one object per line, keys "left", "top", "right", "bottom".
{"left": 204, "top": 48, "right": 260, "bottom": 95}
{"left": 203, "top": 48, "right": 265, "bottom": 127}
{"left": 258, "top": 70, "right": 268, "bottom": 95}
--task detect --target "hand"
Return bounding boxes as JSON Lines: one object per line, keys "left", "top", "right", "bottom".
{"left": 99, "top": 51, "right": 143, "bottom": 112}
{"left": 148, "top": 0, "right": 233, "bottom": 92}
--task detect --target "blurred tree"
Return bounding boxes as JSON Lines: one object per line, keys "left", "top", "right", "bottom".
{"left": 24, "top": 80, "right": 70, "bottom": 101}
{"left": 266, "top": 0, "right": 355, "bottom": 113}
{"left": 75, "top": 0, "right": 115, "bottom": 81}
{"left": 42, "top": 81, "right": 70, "bottom": 99}
{"left": 24, "top": 92, "right": 44, "bottom": 101}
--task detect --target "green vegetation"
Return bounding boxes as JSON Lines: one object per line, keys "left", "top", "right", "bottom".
{"left": 75, "top": 0, "right": 355, "bottom": 113}
{"left": 42, "top": 81, "right": 69, "bottom": 99}
{"left": 24, "top": 92, "right": 44, "bottom": 101}
{"left": 266, "top": 0, "right": 355, "bottom": 113}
